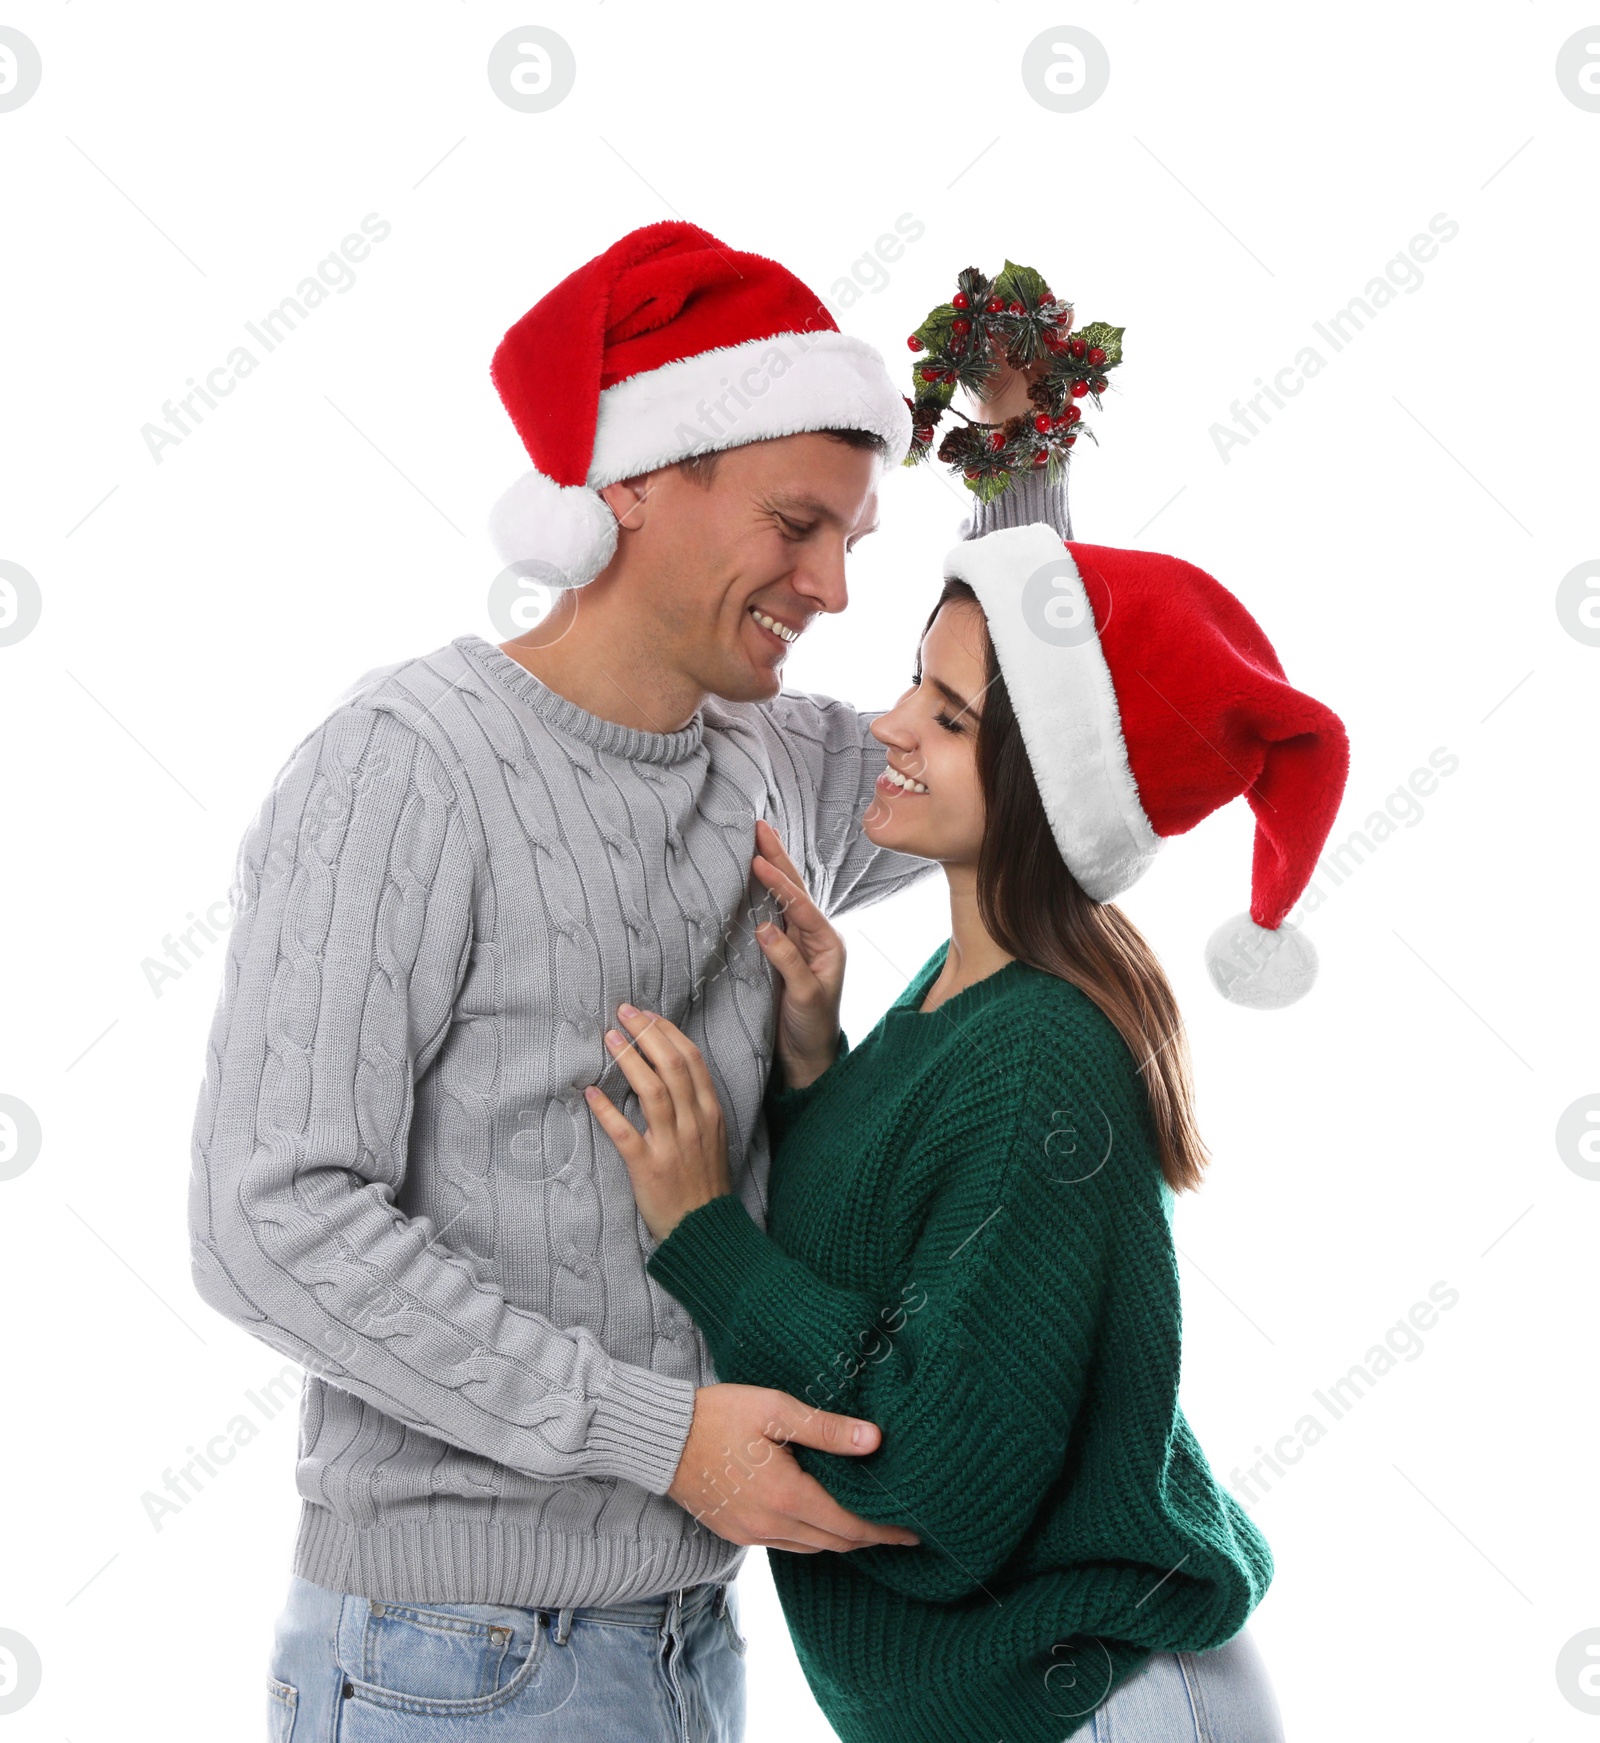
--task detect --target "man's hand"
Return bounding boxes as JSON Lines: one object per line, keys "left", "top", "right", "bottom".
{"left": 959, "top": 308, "right": 1073, "bottom": 425}
{"left": 667, "top": 1384, "right": 921, "bottom": 1554}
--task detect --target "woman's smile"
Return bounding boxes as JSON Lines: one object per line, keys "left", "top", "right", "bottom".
{"left": 877, "top": 763, "right": 930, "bottom": 796}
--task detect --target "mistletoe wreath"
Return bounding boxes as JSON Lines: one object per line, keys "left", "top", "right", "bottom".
{"left": 903, "top": 260, "right": 1125, "bottom": 504}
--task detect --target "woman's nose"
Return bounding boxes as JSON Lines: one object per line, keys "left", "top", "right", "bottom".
{"left": 870, "top": 709, "right": 913, "bottom": 750}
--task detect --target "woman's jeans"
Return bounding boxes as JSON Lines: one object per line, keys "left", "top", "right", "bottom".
{"left": 1087, "top": 1624, "right": 1285, "bottom": 1742}
{"left": 266, "top": 1572, "right": 746, "bottom": 1741}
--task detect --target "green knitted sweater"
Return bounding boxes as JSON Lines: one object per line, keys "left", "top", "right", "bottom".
{"left": 645, "top": 939, "right": 1273, "bottom": 1743}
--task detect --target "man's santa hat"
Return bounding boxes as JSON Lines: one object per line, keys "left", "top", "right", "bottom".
{"left": 944, "top": 526, "right": 1350, "bottom": 1008}
{"left": 488, "top": 221, "right": 913, "bottom": 588}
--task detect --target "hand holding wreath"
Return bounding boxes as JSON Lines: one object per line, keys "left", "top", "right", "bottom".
{"left": 903, "top": 260, "right": 1125, "bottom": 504}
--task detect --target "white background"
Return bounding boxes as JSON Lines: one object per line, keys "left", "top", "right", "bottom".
{"left": 2, "top": 3, "right": 1598, "bottom": 1738}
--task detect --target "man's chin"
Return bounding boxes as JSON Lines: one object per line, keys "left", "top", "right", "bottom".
{"left": 705, "top": 652, "right": 785, "bottom": 705}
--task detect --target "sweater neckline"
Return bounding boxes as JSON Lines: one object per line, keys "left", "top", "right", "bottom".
{"left": 456, "top": 634, "right": 706, "bottom": 766}
{"left": 886, "top": 939, "right": 1032, "bottom": 1024}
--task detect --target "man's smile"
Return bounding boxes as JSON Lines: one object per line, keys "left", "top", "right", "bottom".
{"left": 748, "top": 604, "right": 802, "bottom": 646}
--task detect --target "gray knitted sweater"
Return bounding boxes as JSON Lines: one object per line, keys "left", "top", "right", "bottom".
{"left": 187, "top": 468, "right": 1066, "bottom": 1610}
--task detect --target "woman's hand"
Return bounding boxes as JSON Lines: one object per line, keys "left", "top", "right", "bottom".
{"left": 585, "top": 1006, "right": 731, "bottom": 1243}
{"left": 751, "top": 818, "right": 844, "bottom": 1091}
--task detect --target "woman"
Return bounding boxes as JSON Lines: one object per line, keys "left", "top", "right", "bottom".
{"left": 584, "top": 502, "right": 1348, "bottom": 1741}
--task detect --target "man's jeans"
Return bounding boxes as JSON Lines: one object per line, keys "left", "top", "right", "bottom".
{"left": 266, "top": 1572, "right": 746, "bottom": 1741}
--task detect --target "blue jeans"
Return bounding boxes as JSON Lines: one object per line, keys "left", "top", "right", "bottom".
{"left": 1088, "top": 1624, "right": 1284, "bottom": 1742}
{"left": 266, "top": 1572, "right": 746, "bottom": 1741}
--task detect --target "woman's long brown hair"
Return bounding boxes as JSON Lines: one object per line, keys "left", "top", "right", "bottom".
{"left": 919, "top": 580, "right": 1210, "bottom": 1195}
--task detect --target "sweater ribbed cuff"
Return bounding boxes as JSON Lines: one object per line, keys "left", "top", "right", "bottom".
{"left": 764, "top": 1030, "right": 849, "bottom": 1149}
{"left": 958, "top": 462, "right": 1072, "bottom": 541}
{"left": 587, "top": 1359, "right": 699, "bottom": 1495}
{"left": 645, "top": 1194, "right": 785, "bottom": 1369}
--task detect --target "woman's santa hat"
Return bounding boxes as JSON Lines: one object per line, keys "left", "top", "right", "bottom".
{"left": 488, "top": 221, "right": 913, "bottom": 588}
{"left": 945, "top": 525, "right": 1350, "bottom": 1008}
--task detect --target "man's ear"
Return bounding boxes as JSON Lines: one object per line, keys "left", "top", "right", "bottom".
{"left": 598, "top": 476, "right": 653, "bottom": 532}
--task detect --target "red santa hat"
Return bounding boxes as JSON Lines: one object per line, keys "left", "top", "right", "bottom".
{"left": 944, "top": 525, "right": 1350, "bottom": 1008}
{"left": 488, "top": 221, "right": 913, "bottom": 587}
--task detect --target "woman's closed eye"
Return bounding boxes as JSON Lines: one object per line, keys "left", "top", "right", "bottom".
{"left": 911, "top": 674, "right": 964, "bottom": 734}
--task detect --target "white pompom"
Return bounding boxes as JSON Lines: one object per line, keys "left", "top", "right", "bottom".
{"left": 488, "top": 471, "right": 619, "bottom": 590}
{"left": 1204, "top": 912, "right": 1319, "bottom": 1009}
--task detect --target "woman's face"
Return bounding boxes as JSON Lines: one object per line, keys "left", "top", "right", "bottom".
{"left": 864, "top": 599, "right": 989, "bottom": 867}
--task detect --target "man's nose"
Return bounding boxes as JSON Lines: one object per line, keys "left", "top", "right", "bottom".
{"left": 796, "top": 539, "right": 850, "bottom": 614}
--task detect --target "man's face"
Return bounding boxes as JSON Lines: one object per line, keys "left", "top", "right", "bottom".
{"left": 616, "top": 432, "right": 882, "bottom": 705}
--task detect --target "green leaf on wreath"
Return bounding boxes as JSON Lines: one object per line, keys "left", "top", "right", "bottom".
{"left": 910, "top": 302, "right": 958, "bottom": 353}
{"left": 911, "top": 377, "right": 957, "bottom": 413}
{"left": 1075, "top": 321, "right": 1125, "bottom": 367}
{"left": 993, "top": 260, "right": 1052, "bottom": 307}
{"left": 966, "top": 470, "right": 1015, "bottom": 504}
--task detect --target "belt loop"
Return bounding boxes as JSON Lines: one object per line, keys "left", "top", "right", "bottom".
{"left": 552, "top": 1604, "right": 575, "bottom": 1646}
{"left": 713, "top": 1583, "right": 728, "bottom": 1618}
{"left": 657, "top": 1587, "right": 679, "bottom": 1651}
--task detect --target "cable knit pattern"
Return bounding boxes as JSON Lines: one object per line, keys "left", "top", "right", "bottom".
{"left": 187, "top": 633, "right": 937, "bottom": 1608}
{"left": 646, "top": 941, "right": 1273, "bottom": 1743}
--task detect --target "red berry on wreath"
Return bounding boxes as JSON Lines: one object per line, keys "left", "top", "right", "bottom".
{"left": 1065, "top": 434, "right": 1077, "bottom": 446}
{"left": 1043, "top": 330, "right": 1067, "bottom": 352}
{"left": 1032, "top": 449, "right": 1049, "bottom": 466}
{"left": 908, "top": 336, "right": 924, "bottom": 352}
{"left": 952, "top": 292, "right": 968, "bottom": 310}
{"left": 988, "top": 429, "right": 1007, "bottom": 451}
{"left": 986, "top": 297, "right": 1004, "bottom": 313}
{"left": 1034, "top": 413, "right": 1052, "bottom": 432}
{"left": 920, "top": 367, "right": 938, "bottom": 381}
{"left": 1069, "top": 337, "right": 1087, "bottom": 359}
{"left": 1008, "top": 300, "right": 1024, "bottom": 314}
{"left": 1087, "top": 347, "right": 1106, "bottom": 366}
{"left": 1065, "top": 404, "right": 1082, "bottom": 424}
{"left": 952, "top": 319, "right": 970, "bottom": 335}
{"left": 1091, "top": 377, "right": 1107, "bottom": 393}
{"left": 1070, "top": 378, "right": 1089, "bottom": 397}
{"left": 964, "top": 468, "right": 980, "bottom": 479}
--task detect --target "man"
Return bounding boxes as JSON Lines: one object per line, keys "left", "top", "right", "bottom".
{"left": 189, "top": 221, "right": 938, "bottom": 1742}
